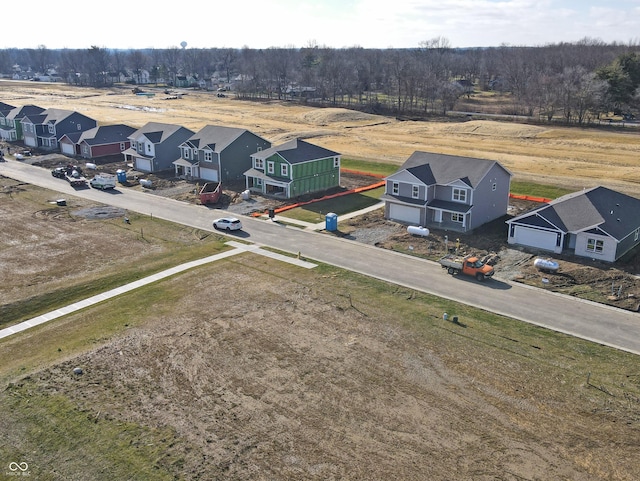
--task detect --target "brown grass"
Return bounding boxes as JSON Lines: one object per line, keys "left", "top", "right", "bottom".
{"left": 2, "top": 80, "right": 639, "bottom": 195}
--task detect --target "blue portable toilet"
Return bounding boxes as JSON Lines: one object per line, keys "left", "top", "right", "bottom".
{"left": 116, "top": 169, "right": 127, "bottom": 183}
{"left": 325, "top": 212, "right": 338, "bottom": 232}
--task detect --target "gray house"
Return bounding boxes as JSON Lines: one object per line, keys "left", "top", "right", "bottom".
{"left": 173, "top": 125, "right": 271, "bottom": 182}
{"left": 383, "top": 151, "right": 512, "bottom": 232}
{"left": 0, "top": 104, "right": 45, "bottom": 141}
{"left": 123, "top": 122, "right": 195, "bottom": 173}
{"left": 21, "top": 108, "right": 97, "bottom": 152}
{"left": 506, "top": 186, "right": 640, "bottom": 262}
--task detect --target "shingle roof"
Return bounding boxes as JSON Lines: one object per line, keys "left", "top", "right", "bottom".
{"left": 510, "top": 186, "right": 640, "bottom": 240}
{"left": 184, "top": 125, "right": 258, "bottom": 152}
{"left": 80, "top": 124, "right": 136, "bottom": 146}
{"left": 254, "top": 138, "right": 339, "bottom": 164}
{"left": 134, "top": 122, "right": 192, "bottom": 143}
{"left": 399, "top": 151, "right": 509, "bottom": 187}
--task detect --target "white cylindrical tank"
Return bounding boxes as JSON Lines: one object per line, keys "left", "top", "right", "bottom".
{"left": 139, "top": 179, "right": 153, "bottom": 188}
{"left": 85, "top": 162, "right": 97, "bottom": 170}
{"left": 534, "top": 258, "right": 559, "bottom": 272}
{"left": 407, "top": 225, "right": 430, "bottom": 237}
{"left": 241, "top": 189, "right": 251, "bottom": 200}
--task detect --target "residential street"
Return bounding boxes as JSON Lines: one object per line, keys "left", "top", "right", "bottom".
{"left": 2, "top": 159, "right": 639, "bottom": 355}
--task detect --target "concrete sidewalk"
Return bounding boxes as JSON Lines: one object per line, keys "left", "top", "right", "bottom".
{"left": 0, "top": 243, "right": 316, "bottom": 340}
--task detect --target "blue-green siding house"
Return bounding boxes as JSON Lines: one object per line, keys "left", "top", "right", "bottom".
{"left": 244, "top": 138, "right": 341, "bottom": 199}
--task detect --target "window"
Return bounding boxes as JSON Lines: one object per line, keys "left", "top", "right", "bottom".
{"left": 281, "top": 164, "right": 288, "bottom": 176}
{"left": 183, "top": 148, "right": 190, "bottom": 160}
{"left": 82, "top": 145, "right": 89, "bottom": 155}
{"left": 334, "top": 157, "right": 340, "bottom": 168}
{"left": 452, "top": 213, "right": 464, "bottom": 223}
{"left": 256, "top": 178, "right": 262, "bottom": 186}
{"left": 392, "top": 182, "right": 399, "bottom": 195}
{"left": 193, "top": 149, "right": 198, "bottom": 161}
{"left": 412, "top": 184, "right": 419, "bottom": 199}
{"left": 255, "top": 158, "right": 264, "bottom": 169}
{"left": 204, "top": 151, "right": 213, "bottom": 162}
{"left": 119, "top": 142, "right": 126, "bottom": 151}
{"left": 267, "top": 161, "right": 274, "bottom": 174}
{"left": 452, "top": 188, "right": 467, "bottom": 202}
{"left": 146, "top": 143, "right": 152, "bottom": 154}
{"left": 492, "top": 183, "right": 497, "bottom": 191}
{"left": 77, "top": 123, "right": 81, "bottom": 130}
{"left": 48, "top": 124, "right": 55, "bottom": 134}
{"left": 586, "top": 238, "right": 604, "bottom": 253}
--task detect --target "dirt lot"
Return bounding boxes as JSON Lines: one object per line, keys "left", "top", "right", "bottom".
{"left": 1, "top": 82, "right": 640, "bottom": 479}
{"left": 1, "top": 179, "right": 639, "bottom": 480}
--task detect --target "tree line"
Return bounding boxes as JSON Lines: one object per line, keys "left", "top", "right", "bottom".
{"left": 1, "top": 38, "right": 639, "bottom": 124}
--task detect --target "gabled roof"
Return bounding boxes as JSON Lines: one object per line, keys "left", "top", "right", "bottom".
{"left": 253, "top": 138, "right": 339, "bottom": 164}
{"left": 132, "top": 122, "right": 193, "bottom": 143}
{"left": 391, "top": 151, "right": 511, "bottom": 187}
{"left": 0, "top": 102, "right": 16, "bottom": 116}
{"left": 7, "top": 104, "right": 45, "bottom": 120}
{"left": 79, "top": 124, "right": 136, "bottom": 146}
{"left": 509, "top": 186, "right": 640, "bottom": 240}
{"left": 182, "top": 125, "right": 262, "bottom": 152}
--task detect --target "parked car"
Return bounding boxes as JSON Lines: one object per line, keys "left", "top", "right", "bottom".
{"left": 213, "top": 217, "right": 242, "bottom": 231}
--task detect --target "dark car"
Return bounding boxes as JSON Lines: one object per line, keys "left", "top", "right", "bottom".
{"left": 51, "top": 167, "right": 67, "bottom": 179}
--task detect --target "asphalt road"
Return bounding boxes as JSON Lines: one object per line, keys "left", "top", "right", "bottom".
{"left": 2, "top": 160, "right": 639, "bottom": 355}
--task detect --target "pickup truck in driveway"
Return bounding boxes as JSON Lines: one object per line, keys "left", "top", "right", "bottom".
{"left": 438, "top": 254, "right": 495, "bottom": 281}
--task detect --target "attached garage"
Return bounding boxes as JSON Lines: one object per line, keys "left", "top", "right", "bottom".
{"left": 509, "top": 225, "right": 560, "bottom": 252}
{"left": 61, "top": 142, "right": 75, "bottom": 155}
{"left": 199, "top": 168, "right": 219, "bottom": 182}
{"left": 388, "top": 203, "right": 422, "bottom": 225}
{"left": 135, "top": 157, "right": 152, "bottom": 172}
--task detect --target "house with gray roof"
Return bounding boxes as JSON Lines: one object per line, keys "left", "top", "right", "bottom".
{"left": 76, "top": 124, "right": 136, "bottom": 159}
{"left": 21, "top": 108, "right": 97, "bottom": 153}
{"left": 1, "top": 105, "right": 45, "bottom": 141}
{"left": 174, "top": 125, "right": 271, "bottom": 182}
{"left": 383, "top": 151, "right": 512, "bottom": 232}
{"left": 123, "top": 122, "right": 194, "bottom": 173}
{"left": 244, "top": 138, "right": 341, "bottom": 198}
{"left": 506, "top": 186, "right": 640, "bottom": 262}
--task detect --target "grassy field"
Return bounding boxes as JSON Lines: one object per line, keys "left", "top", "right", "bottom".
{"left": 1, "top": 82, "right": 640, "bottom": 479}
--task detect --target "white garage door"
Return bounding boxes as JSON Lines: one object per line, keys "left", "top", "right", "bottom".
{"left": 514, "top": 226, "right": 558, "bottom": 251}
{"left": 389, "top": 203, "right": 422, "bottom": 225}
{"left": 136, "top": 157, "right": 152, "bottom": 172}
{"left": 199, "top": 168, "right": 219, "bottom": 182}
{"left": 61, "top": 143, "right": 75, "bottom": 155}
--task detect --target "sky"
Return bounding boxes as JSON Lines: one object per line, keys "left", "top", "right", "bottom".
{"left": 4, "top": 0, "right": 640, "bottom": 50}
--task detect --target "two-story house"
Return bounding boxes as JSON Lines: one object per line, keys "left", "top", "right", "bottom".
{"left": 123, "top": 122, "right": 195, "bottom": 173}
{"left": 0, "top": 104, "right": 45, "bottom": 142}
{"left": 244, "top": 138, "right": 341, "bottom": 199}
{"left": 174, "top": 125, "right": 271, "bottom": 182}
{"left": 21, "top": 108, "right": 97, "bottom": 152}
{"left": 383, "top": 151, "right": 512, "bottom": 232}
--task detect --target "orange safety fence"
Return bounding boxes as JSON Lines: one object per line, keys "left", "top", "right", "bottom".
{"left": 251, "top": 180, "right": 386, "bottom": 217}
{"left": 341, "top": 168, "right": 387, "bottom": 178}
{"left": 250, "top": 176, "right": 550, "bottom": 218}
{"left": 509, "top": 193, "right": 551, "bottom": 203}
